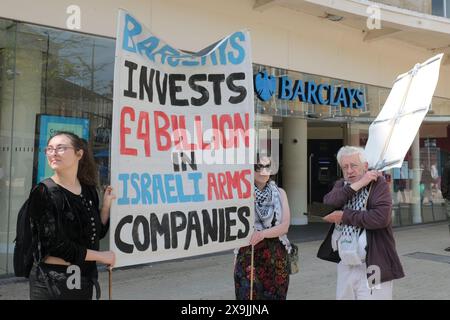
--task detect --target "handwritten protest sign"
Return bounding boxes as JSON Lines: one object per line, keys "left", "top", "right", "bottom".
{"left": 365, "top": 54, "right": 443, "bottom": 171}
{"left": 110, "top": 10, "right": 255, "bottom": 267}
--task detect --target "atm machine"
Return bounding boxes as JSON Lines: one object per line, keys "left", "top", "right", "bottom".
{"left": 307, "top": 139, "right": 343, "bottom": 204}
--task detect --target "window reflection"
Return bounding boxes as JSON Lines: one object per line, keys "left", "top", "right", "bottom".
{"left": 0, "top": 20, "right": 115, "bottom": 275}
{"left": 19, "top": 24, "right": 115, "bottom": 187}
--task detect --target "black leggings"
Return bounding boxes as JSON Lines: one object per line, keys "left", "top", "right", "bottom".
{"left": 29, "top": 263, "right": 96, "bottom": 300}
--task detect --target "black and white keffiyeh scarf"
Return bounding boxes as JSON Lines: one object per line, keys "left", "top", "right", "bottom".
{"left": 254, "top": 181, "right": 292, "bottom": 253}
{"left": 255, "top": 181, "right": 281, "bottom": 230}
{"left": 331, "top": 182, "right": 370, "bottom": 256}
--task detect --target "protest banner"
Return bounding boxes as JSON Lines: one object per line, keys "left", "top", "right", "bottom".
{"left": 365, "top": 54, "right": 443, "bottom": 171}
{"left": 110, "top": 10, "right": 255, "bottom": 267}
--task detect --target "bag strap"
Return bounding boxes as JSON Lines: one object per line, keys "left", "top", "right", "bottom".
{"left": 264, "top": 182, "right": 282, "bottom": 226}
{"left": 32, "top": 178, "right": 76, "bottom": 297}
{"left": 41, "top": 177, "right": 58, "bottom": 189}
{"left": 42, "top": 178, "right": 75, "bottom": 224}
{"left": 41, "top": 178, "right": 66, "bottom": 213}
{"left": 33, "top": 178, "right": 71, "bottom": 262}
{"left": 31, "top": 179, "right": 57, "bottom": 264}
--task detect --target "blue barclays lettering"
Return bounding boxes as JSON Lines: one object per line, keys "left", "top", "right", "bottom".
{"left": 307, "top": 81, "right": 319, "bottom": 104}
{"left": 354, "top": 89, "right": 364, "bottom": 108}
{"left": 335, "top": 87, "right": 348, "bottom": 108}
{"left": 317, "top": 83, "right": 329, "bottom": 104}
{"left": 278, "top": 76, "right": 293, "bottom": 100}
{"left": 257, "top": 70, "right": 364, "bottom": 109}
{"left": 122, "top": 14, "right": 246, "bottom": 66}
{"left": 346, "top": 88, "right": 362, "bottom": 108}
{"left": 117, "top": 172, "right": 205, "bottom": 205}
{"left": 292, "top": 80, "right": 306, "bottom": 102}
{"left": 327, "top": 85, "right": 340, "bottom": 107}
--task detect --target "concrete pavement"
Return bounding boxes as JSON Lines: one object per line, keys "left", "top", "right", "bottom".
{"left": 0, "top": 222, "right": 449, "bottom": 300}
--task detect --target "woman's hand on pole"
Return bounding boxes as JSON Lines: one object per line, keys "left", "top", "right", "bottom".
{"left": 249, "top": 230, "right": 265, "bottom": 246}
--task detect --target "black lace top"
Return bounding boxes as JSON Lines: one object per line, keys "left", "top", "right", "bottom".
{"left": 29, "top": 181, "right": 109, "bottom": 276}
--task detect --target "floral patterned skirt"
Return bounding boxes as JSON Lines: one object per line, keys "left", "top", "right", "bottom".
{"left": 234, "top": 238, "right": 289, "bottom": 300}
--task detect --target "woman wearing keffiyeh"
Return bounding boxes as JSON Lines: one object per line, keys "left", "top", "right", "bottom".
{"left": 234, "top": 156, "right": 293, "bottom": 300}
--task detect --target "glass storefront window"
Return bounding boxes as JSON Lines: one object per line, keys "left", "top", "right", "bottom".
{"left": 253, "top": 64, "right": 450, "bottom": 229}
{"left": 0, "top": 19, "right": 114, "bottom": 276}
{"left": 24, "top": 24, "right": 115, "bottom": 187}
{"left": 1, "top": 18, "right": 450, "bottom": 276}
{"left": 0, "top": 19, "right": 17, "bottom": 276}
{"left": 432, "top": 0, "right": 450, "bottom": 18}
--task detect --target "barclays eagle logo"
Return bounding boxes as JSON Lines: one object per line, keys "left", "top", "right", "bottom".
{"left": 254, "top": 71, "right": 276, "bottom": 101}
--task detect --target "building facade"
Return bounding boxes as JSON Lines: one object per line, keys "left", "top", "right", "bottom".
{"left": 1, "top": 0, "right": 450, "bottom": 276}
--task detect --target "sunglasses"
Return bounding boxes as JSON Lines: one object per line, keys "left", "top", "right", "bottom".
{"left": 254, "top": 163, "right": 271, "bottom": 172}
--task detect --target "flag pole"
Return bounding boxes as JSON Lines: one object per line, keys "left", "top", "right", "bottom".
{"left": 250, "top": 245, "right": 254, "bottom": 300}
{"left": 108, "top": 266, "right": 112, "bottom": 300}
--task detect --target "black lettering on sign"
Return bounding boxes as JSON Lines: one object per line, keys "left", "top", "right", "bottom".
{"left": 114, "top": 215, "right": 134, "bottom": 253}
{"left": 133, "top": 215, "right": 150, "bottom": 251}
{"left": 184, "top": 211, "right": 202, "bottom": 250}
{"left": 124, "top": 59, "right": 249, "bottom": 107}
{"left": 170, "top": 211, "right": 187, "bottom": 249}
{"left": 226, "top": 72, "right": 247, "bottom": 104}
{"left": 172, "top": 152, "right": 180, "bottom": 172}
{"left": 155, "top": 70, "right": 168, "bottom": 105}
{"left": 124, "top": 60, "right": 137, "bottom": 98}
{"left": 237, "top": 206, "right": 250, "bottom": 238}
{"left": 225, "top": 206, "right": 237, "bottom": 242}
{"left": 180, "top": 151, "right": 197, "bottom": 172}
{"left": 113, "top": 206, "right": 252, "bottom": 254}
{"left": 169, "top": 74, "right": 189, "bottom": 106}
{"left": 189, "top": 74, "right": 209, "bottom": 106}
{"left": 202, "top": 208, "right": 218, "bottom": 245}
{"left": 218, "top": 208, "right": 225, "bottom": 243}
{"left": 150, "top": 212, "right": 170, "bottom": 251}
{"left": 208, "top": 74, "right": 225, "bottom": 105}
{"left": 139, "top": 66, "right": 154, "bottom": 102}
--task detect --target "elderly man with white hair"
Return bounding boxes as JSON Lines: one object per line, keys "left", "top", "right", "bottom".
{"left": 317, "top": 146, "right": 404, "bottom": 300}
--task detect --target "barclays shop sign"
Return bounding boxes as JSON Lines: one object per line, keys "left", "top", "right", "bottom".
{"left": 254, "top": 71, "right": 365, "bottom": 109}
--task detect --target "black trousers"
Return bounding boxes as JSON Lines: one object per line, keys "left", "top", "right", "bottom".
{"left": 29, "top": 263, "right": 96, "bottom": 300}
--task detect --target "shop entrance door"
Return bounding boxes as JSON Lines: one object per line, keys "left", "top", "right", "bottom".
{"left": 307, "top": 123, "right": 344, "bottom": 204}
